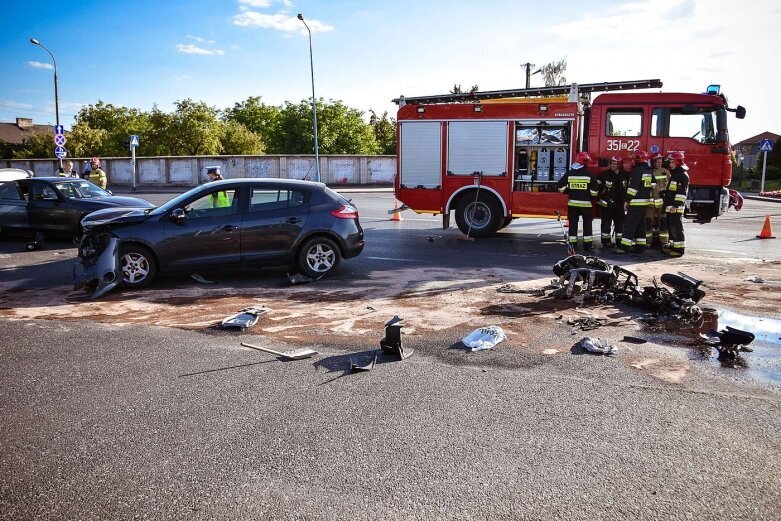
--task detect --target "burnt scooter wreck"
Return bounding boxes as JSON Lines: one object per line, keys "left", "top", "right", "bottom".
{"left": 551, "top": 255, "right": 705, "bottom": 319}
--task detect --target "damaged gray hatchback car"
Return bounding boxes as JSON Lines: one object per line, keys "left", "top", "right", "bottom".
{"left": 74, "top": 179, "right": 365, "bottom": 298}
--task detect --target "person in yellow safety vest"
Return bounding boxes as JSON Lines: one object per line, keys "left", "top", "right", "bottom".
{"left": 87, "top": 157, "right": 107, "bottom": 189}
{"left": 645, "top": 153, "right": 670, "bottom": 248}
{"left": 206, "top": 166, "right": 230, "bottom": 208}
{"left": 556, "top": 151, "right": 599, "bottom": 251}
{"left": 58, "top": 159, "right": 77, "bottom": 177}
{"left": 616, "top": 150, "right": 654, "bottom": 254}
{"left": 663, "top": 151, "right": 690, "bottom": 257}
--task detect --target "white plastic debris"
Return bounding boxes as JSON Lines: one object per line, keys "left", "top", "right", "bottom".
{"left": 579, "top": 337, "right": 618, "bottom": 356}
{"left": 462, "top": 326, "right": 507, "bottom": 351}
{"left": 745, "top": 275, "right": 765, "bottom": 283}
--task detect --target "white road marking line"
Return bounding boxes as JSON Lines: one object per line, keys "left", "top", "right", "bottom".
{"left": 366, "top": 256, "right": 419, "bottom": 262}
{"left": 699, "top": 249, "right": 748, "bottom": 255}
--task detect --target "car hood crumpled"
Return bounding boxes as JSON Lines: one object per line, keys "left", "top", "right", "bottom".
{"left": 81, "top": 207, "right": 153, "bottom": 231}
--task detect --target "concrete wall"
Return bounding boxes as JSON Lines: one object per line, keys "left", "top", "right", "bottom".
{"left": 2, "top": 155, "right": 397, "bottom": 187}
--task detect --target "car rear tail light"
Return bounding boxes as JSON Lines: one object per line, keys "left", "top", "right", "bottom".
{"left": 331, "top": 204, "right": 358, "bottom": 219}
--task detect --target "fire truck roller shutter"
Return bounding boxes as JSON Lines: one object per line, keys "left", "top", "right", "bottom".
{"left": 447, "top": 121, "right": 509, "bottom": 176}
{"left": 399, "top": 121, "right": 442, "bottom": 188}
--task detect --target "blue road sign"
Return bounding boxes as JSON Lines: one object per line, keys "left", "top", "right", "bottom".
{"left": 54, "top": 146, "right": 67, "bottom": 159}
{"left": 54, "top": 125, "right": 65, "bottom": 135}
{"left": 54, "top": 134, "right": 66, "bottom": 147}
{"left": 758, "top": 138, "right": 773, "bottom": 152}
{"left": 129, "top": 135, "right": 140, "bottom": 147}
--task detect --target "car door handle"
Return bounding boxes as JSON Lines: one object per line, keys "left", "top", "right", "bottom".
{"left": 287, "top": 217, "right": 302, "bottom": 224}
{"left": 221, "top": 225, "right": 237, "bottom": 231}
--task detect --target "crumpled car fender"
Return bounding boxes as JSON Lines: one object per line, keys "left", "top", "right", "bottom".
{"left": 73, "top": 236, "right": 121, "bottom": 299}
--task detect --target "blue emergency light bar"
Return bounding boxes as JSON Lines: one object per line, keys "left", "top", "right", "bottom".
{"left": 706, "top": 84, "right": 721, "bottom": 95}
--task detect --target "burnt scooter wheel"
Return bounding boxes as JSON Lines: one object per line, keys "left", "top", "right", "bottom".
{"left": 119, "top": 244, "right": 156, "bottom": 288}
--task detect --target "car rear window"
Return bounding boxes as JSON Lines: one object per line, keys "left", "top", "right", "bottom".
{"left": 324, "top": 186, "right": 350, "bottom": 205}
{"left": 249, "top": 188, "right": 305, "bottom": 212}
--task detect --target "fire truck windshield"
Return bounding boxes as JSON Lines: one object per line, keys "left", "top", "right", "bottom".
{"left": 668, "top": 108, "right": 725, "bottom": 144}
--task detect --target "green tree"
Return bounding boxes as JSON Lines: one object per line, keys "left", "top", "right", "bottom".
{"left": 222, "top": 97, "right": 280, "bottom": 151}
{"left": 369, "top": 110, "right": 396, "bottom": 155}
{"left": 73, "top": 101, "right": 150, "bottom": 156}
{"left": 12, "top": 131, "right": 53, "bottom": 159}
{"left": 67, "top": 123, "right": 110, "bottom": 157}
{"left": 271, "top": 99, "right": 379, "bottom": 155}
{"left": 539, "top": 58, "right": 567, "bottom": 87}
{"left": 449, "top": 84, "right": 479, "bottom": 94}
{"left": 220, "top": 120, "right": 265, "bottom": 155}
{"left": 164, "top": 99, "right": 224, "bottom": 156}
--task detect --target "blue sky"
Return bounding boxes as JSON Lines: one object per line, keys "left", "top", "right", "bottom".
{"left": 1, "top": 0, "right": 778, "bottom": 144}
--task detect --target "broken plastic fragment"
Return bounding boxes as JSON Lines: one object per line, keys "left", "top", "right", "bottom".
{"left": 745, "top": 275, "right": 765, "bottom": 283}
{"left": 579, "top": 337, "right": 618, "bottom": 356}
{"left": 462, "top": 326, "right": 507, "bottom": 351}
{"left": 221, "top": 307, "right": 268, "bottom": 329}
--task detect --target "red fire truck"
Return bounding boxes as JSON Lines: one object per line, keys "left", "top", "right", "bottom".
{"left": 393, "top": 80, "right": 746, "bottom": 237}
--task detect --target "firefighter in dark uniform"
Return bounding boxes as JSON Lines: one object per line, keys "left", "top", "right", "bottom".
{"left": 646, "top": 153, "right": 670, "bottom": 247}
{"left": 617, "top": 150, "right": 653, "bottom": 254}
{"left": 663, "top": 151, "right": 689, "bottom": 256}
{"left": 596, "top": 154, "right": 628, "bottom": 247}
{"left": 557, "top": 151, "right": 599, "bottom": 251}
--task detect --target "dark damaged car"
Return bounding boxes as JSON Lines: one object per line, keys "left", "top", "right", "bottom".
{"left": 0, "top": 177, "right": 153, "bottom": 238}
{"left": 74, "top": 179, "right": 365, "bottom": 298}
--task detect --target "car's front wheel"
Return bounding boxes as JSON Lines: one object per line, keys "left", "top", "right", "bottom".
{"left": 297, "top": 236, "right": 341, "bottom": 278}
{"left": 119, "top": 244, "right": 156, "bottom": 288}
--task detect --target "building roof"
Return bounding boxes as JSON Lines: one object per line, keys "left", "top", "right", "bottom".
{"left": 734, "top": 131, "right": 780, "bottom": 146}
{"left": 0, "top": 119, "right": 55, "bottom": 145}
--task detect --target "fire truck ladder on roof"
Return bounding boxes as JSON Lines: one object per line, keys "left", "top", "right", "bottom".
{"left": 393, "top": 79, "right": 663, "bottom": 105}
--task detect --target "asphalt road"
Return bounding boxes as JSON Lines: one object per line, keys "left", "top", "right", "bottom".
{"left": 1, "top": 191, "right": 780, "bottom": 520}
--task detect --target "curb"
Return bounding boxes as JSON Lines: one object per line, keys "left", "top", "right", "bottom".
{"left": 741, "top": 194, "right": 781, "bottom": 204}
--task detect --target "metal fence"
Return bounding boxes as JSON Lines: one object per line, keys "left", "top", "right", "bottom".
{"left": 2, "top": 155, "right": 397, "bottom": 187}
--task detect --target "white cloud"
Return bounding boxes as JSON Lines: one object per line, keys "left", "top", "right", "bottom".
{"left": 232, "top": 10, "right": 333, "bottom": 33}
{"left": 175, "top": 44, "right": 225, "bottom": 56}
{"left": 27, "top": 61, "right": 54, "bottom": 70}
{"left": 239, "top": 0, "right": 272, "bottom": 7}
{"left": 0, "top": 100, "right": 34, "bottom": 110}
{"left": 186, "top": 34, "right": 217, "bottom": 44}
{"left": 174, "top": 74, "right": 191, "bottom": 81}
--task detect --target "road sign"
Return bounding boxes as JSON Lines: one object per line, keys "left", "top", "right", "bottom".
{"left": 54, "top": 134, "right": 66, "bottom": 147}
{"left": 129, "top": 135, "right": 140, "bottom": 147}
{"left": 758, "top": 138, "right": 773, "bottom": 152}
{"left": 54, "top": 125, "right": 65, "bottom": 135}
{"left": 54, "top": 146, "right": 67, "bottom": 159}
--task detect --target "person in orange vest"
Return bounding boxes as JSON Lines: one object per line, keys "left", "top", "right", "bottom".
{"left": 557, "top": 151, "right": 599, "bottom": 251}
{"left": 616, "top": 150, "right": 654, "bottom": 254}
{"left": 663, "top": 152, "right": 690, "bottom": 256}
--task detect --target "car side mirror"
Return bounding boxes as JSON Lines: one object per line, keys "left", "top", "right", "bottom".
{"left": 170, "top": 208, "right": 186, "bottom": 223}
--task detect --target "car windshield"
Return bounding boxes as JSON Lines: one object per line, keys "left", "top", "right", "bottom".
{"left": 54, "top": 180, "right": 111, "bottom": 199}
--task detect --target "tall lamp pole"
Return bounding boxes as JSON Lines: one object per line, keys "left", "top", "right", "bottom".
{"left": 297, "top": 13, "right": 321, "bottom": 183}
{"left": 30, "top": 38, "right": 61, "bottom": 168}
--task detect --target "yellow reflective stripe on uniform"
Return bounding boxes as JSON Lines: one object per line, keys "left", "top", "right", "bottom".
{"left": 669, "top": 181, "right": 678, "bottom": 190}
{"left": 626, "top": 188, "right": 638, "bottom": 196}
{"left": 635, "top": 238, "right": 647, "bottom": 245}
{"left": 567, "top": 200, "right": 592, "bottom": 207}
{"left": 629, "top": 199, "right": 650, "bottom": 206}
{"left": 590, "top": 190, "right": 598, "bottom": 196}
{"left": 605, "top": 181, "right": 613, "bottom": 187}
{"left": 672, "top": 241, "right": 685, "bottom": 247}
{"left": 558, "top": 186, "right": 567, "bottom": 193}
{"left": 675, "top": 194, "right": 686, "bottom": 201}
{"left": 598, "top": 200, "right": 608, "bottom": 207}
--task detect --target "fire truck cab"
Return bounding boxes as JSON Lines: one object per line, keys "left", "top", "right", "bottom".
{"left": 393, "top": 81, "right": 745, "bottom": 237}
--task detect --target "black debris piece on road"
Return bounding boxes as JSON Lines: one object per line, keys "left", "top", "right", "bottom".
{"left": 350, "top": 353, "right": 378, "bottom": 372}
{"left": 567, "top": 316, "right": 606, "bottom": 331}
{"left": 621, "top": 336, "right": 648, "bottom": 344}
{"left": 700, "top": 326, "right": 756, "bottom": 361}
{"left": 380, "top": 316, "right": 413, "bottom": 360}
{"left": 288, "top": 272, "right": 323, "bottom": 285}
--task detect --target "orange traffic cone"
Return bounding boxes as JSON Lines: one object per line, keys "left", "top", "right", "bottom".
{"left": 390, "top": 200, "right": 402, "bottom": 221}
{"left": 564, "top": 220, "right": 569, "bottom": 228}
{"left": 756, "top": 215, "right": 776, "bottom": 239}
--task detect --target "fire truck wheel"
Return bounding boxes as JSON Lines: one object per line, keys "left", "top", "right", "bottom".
{"left": 454, "top": 192, "right": 502, "bottom": 237}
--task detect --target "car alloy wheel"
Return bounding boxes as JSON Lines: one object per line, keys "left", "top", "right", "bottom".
{"left": 298, "top": 236, "right": 341, "bottom": 278}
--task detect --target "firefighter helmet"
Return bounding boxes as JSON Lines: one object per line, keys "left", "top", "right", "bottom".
{"left": 633, "top": 150, "right": 649, "bottom": 163}
{"left": 667, "top": 151, "right": 685, "bottom": 166}
{"left": 575, "top": 152, "right": 592, "bottom": 164}
{"left": 609, "top": 155, "right": 622, "bottom": 163}
{"left": 650, "top": 152, "right": 663, "bottom": 162}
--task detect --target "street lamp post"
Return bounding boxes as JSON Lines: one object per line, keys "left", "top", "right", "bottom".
{"left": 30, "top": 38, "right": 61, "bottom": 168}
{"left": 297, "top": 13, "right": 321, "bottom": 183}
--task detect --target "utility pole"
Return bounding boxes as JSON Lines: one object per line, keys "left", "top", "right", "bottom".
{"left": 521, "top": 62, "right": 541, "bottom": 89}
